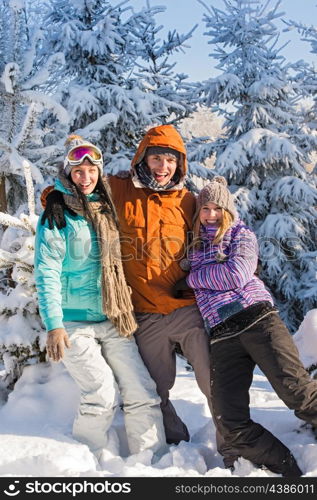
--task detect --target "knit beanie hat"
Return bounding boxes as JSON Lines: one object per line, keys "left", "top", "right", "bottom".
{"left": 197, "top": 176, "right": 238, "bottom": 221}
{"left": 64, "top": 134, "right": 103, "bottom": 176}
{"left": 145, "top": 146, "right": 180, "bottom": 161}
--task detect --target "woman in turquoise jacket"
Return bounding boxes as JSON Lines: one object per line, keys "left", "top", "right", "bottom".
{"left": 34, "top": 135, "right": 167, "bottom": 466}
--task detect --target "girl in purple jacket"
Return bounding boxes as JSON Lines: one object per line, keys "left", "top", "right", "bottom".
{"left": 185, "top": 176, "right": 317, "bottom": 477}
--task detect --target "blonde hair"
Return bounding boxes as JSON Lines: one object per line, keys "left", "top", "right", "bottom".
{"left": 191, "top": 208, "right": 234, "bottom": 249}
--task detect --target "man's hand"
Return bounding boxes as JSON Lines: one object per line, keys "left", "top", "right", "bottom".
{"left": 46, "top": 328, "right": 71, "bottom": 361}
{"left": 172, "top": 277, "right": 192, "bottom": 298}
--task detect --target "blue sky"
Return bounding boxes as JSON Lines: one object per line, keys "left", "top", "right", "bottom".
{"left": 130, "top": 0, "right": 317, "bottom": 81}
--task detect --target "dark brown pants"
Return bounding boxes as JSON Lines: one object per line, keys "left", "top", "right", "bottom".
{"left": 210, "top": 312, "right": 317, "bottom": 473}
{"left": 134, "top": 304, "right": 212, "bottom": 444}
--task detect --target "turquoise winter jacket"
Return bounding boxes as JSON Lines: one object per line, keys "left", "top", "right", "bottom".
{"left": 34, "top": 179, "right": 106, "bottom": 331}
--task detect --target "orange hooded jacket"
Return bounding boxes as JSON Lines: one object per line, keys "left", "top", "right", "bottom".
{"left": 108, "top": 124, "right": 196, "bottom": 314}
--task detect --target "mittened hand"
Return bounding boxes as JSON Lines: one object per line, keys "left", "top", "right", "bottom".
{"left": 172, "top": 277, "right": 192, "bottom": 298}
{"left": 41, "top": 189, "right": 76, "bottom": 229}
{"left": 46, "top": 328, "right": 71, "bottom": 362}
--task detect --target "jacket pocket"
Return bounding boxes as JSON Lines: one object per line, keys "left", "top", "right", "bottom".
{"left": 123, "top": 200, "right": 146, "bottom": 230}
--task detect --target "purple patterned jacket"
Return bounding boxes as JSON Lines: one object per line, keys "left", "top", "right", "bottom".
{"left": 186, "top": 220, "right": 273, "bottom": 328}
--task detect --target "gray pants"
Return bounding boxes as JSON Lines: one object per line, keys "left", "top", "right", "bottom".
{"left": 210, "top": 312, "right": 317, "bottom": 473}
{"left": 134, "top": 304, "right": 213, "bottom": 444}
{"left": 62, "top": 320, "right": 167, "bottom": 460}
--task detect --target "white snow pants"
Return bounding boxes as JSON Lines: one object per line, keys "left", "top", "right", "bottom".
{"left": 62, "top": 320, "right": 167, "bottom": 459}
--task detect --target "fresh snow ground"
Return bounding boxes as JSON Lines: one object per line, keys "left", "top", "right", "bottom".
{"left": 0, "top": 310, "right": 316, "bottom": 478}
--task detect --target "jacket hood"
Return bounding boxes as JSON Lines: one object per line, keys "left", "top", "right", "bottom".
{"left": 131, "top": 125, "right": 187, "bottom": 178}
{"left": 54, "top": 177, "right": 71, "bottom": 195}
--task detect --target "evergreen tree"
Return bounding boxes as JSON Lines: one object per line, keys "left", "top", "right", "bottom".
{"left": 198, "top": 0, "right": 317, "bottom": 330}
{"left": 284, "top": 16, "right": 317, "bottom": 173}
{"left": 43, "top": 0, "right": 198, "bottom": 173}
{"left": 129, "top": 3, "right": 197, "bottom": 122}
{"left": 0, "top": 0, "right": 68, "bottom": 213}
{"left": 0, "top": 160, "right": 45, "bottom": 392}
{"left": 0, "top": 0, "right": 68, "bottom": 391}
{"left": 128, "top": 2, "right": 209, "bottom": 185}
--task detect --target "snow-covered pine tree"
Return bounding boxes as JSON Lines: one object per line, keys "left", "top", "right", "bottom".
{"left": 284, "top": 16, "right": 317, "bottom": 176}
{"left": 282, "top": 18, "right": 317, "bottom": 329}
{"left": 43, "top": 0, "right": 198, "bottom": 174}
{"left": 0, "top": 159, "right": 45, "bottom": 393}
{"left": 0, "top": 0, "right": 68, "bottom": 214}
{"left": 0, "top": 0, "right": 68, "bottom": 391}
{"left": 197, "top": 0, "right": 317, "bottom": 330}
{"left": 127, "top": 2, "right": 211, "bottom": 186}
{"left": 129, "top": 3, "right": 197, "bottom": 123}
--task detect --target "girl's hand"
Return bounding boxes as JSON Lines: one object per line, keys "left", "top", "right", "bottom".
{"left": 46, "top": 328, "right": 71, "bottom": 361}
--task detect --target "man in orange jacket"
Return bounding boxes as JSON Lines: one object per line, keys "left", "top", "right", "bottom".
{"left": 107, "top": 125, "right": 211, "bottom": 445}
{"left": 41, "top": 125, "right": 233, "bottom": 462}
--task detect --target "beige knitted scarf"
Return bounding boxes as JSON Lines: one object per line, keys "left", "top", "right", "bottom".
{"left": 59, "top": 172, "right": 137, "bottom": 337}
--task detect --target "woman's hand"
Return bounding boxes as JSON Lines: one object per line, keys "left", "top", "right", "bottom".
{"left": 46, "top": 328, "right": 71, "bottom": 361}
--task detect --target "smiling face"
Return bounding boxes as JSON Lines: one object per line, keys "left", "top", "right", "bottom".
{"left": 146, "top": 153, "right": 178, "bottom": 186}
{"left": 199, "top": 202, "right": 223, "bottom": 227}
{"left": 70, "top": 160, "right": 99, "bottom": 195}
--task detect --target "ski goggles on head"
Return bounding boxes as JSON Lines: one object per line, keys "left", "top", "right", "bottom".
{"left": 65, "top": 145, "right": 103, "bottom": 166}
